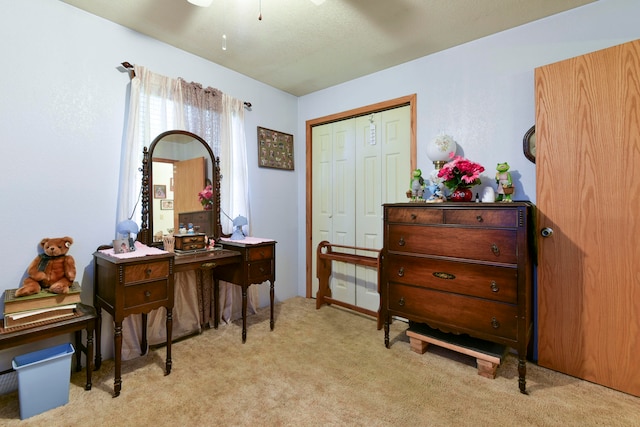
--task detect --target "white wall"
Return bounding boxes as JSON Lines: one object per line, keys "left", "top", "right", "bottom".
{"left": 0, "top": 0, "right": 298, "bottom": 369}
{"left": 2, "top": 0, "right": 639, "bottom": 371}
{"left": 296, "top": 0, "right": 640, "bottom": 296}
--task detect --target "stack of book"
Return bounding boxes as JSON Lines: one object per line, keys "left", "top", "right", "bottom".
{"left": 2, "top": 282, "right": 81, "bottom": 331}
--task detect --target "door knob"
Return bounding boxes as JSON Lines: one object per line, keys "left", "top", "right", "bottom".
{"left": 541, "top": 227, "right": 554, "bottom": 238}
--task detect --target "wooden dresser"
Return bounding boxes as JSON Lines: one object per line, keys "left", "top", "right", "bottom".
{"left": 93, "top": 250, "right": 174, "bottom": 397}
{"left": 381, "top": 202, "right": 534, "bottom": 393}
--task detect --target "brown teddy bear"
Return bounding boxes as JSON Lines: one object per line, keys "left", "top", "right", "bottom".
{"left": 15, "top": 237, "right": 77, "bottom": 297}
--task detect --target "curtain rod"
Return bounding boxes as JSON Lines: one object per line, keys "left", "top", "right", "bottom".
{"left": 121, "top": 62, "right": 252, "bottom": 109}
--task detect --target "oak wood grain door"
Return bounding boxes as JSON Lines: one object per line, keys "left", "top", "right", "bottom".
{"left": 173, "top": 156, "right": 206, "bottom": 232}
{"left": 535, "top": 39, "right": 640, "bottom": 396}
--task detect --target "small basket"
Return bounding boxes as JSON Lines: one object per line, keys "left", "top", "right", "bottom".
{"left": 502, "top": 186, "right": 515, "bottom": 195}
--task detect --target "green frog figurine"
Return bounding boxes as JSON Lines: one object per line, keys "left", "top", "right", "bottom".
{"left": 495, "top": 162, "right": 514, "bottom": 202}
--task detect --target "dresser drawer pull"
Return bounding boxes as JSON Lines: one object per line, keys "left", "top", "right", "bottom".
{"left": 410, "top": 213, "right": 417, "bottom": 221}
{"left": 398, "top": 297, "right": 405, "bottom": 306}
{"left": 491, "top": 317, "right": 500, "bottom": 329}
{"left": 259, "top": 266, "right": 265, "bottom": 273}
{"left": 491, "top": 244, "right": 500, "bottom": 256}
{"left": 144, "top": 291, "right": 151, "bottom": 298}
{"left": 146, "top": 268, "right": 152, "bottom": 276}
{"left": 433, "top": 272, "right": 455, "bottom": 280}
{"left": 397, "top": 267, "right": 404, "bottom": 277}
{"left": 490, "top": 281, "right": 499, "bottom": 292}
{"left": 398, "top": 237, "right": 406, "bottom": 247}
{"left": 476, "top": 215, "right": 483, "bottom": 222}
{"left": 201, "top": 262, "right": 217, "bottom": 269}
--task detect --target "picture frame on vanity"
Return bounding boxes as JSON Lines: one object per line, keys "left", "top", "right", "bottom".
{"left": 523, "top": 125, "right": 536, "bottom": 163}
{"left": 257, "top": 126, "right": 294, "bottom": 170}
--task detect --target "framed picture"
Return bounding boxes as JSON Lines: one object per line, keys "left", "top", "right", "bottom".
{"left": 257, "top": 126, "right": 294, "bottom": 170}
{"left": 523, "top": 125, "right": 536, "bottom": 163}
{"left": 154, "top": 184, "right": 167, "bottom": 199}
{"left": 161, "top": 199, "right": 174, "bottom": 210}
{"left": 113, "top": 238, "right": 136, "bottom": 254}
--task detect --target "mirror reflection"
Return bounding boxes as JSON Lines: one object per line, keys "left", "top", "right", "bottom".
{"left": 147, "top": 130, "right": 218, "bottom": 244}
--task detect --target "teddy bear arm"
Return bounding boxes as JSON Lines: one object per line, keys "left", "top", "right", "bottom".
{"left": 64, "top": 256, "right": 77, "bottom": 281}
{"left": 26, "top": 257, "right": 47, "bottom": 282}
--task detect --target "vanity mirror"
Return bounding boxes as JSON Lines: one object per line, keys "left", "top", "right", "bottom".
{"left": 138, "top": 130, "right": 223, "bottom": 246}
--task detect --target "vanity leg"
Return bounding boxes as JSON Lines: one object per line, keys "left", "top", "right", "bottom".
{"left": 140, "top": 313, "right": 148, "bottom": 355}
{"left": 165, "top": 307, "right": 172, "bottom": 375}
{"left": 270, "top": 280, "right": 275, "bottom": 331}
{"left": 213, "top": 278, "right": 220, "bottom": 329}
{"left": 113, "top": 321, "right": 122, "bottom": 398}
{"left": 85, "top": 326, "right": 93, "bottom": 390}
{"left": 242, "top": 286, "right": 248, "bottom": 343}
{"left": 94, "top": 306, "right": 102, "bottom": 370}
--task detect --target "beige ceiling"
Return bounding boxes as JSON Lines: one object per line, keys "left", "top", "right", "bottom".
{"left": 62, "top": 0, "right": 595, "bottom": 96}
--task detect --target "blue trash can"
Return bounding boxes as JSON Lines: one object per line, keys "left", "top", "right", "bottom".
{"left": 12, "top": 343, "right": 75, "bottom": 419}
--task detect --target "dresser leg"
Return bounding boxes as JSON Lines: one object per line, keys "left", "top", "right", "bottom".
{"left": 518, "top": 357, "right": 528, "bottom": 394}
{"left": 94, "top": 306, "right": 102, "bottom": 370}
{"left": 241, "top": 287, "right": 248, "bottom": 343}
{"left": 140, "top": 313, "right": 148, "bottom": 356}
{"left": 384, "top": 319, "right": 390, "bottom": 349}
{"left": 85, "top": 327, "right": 94, "bottom": 390}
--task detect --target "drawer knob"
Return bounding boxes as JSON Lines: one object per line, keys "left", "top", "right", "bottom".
{"left": 491, "top": 317, "right": 500, "bottom": 329}
{"left": 490, "top": 281, "right": 499, "bottom": 292}
{"left": 398, "top": 297, "right": 405, "bottom": 307}
{"left": 410, "top": 213, "right": 417, "bottom": 220}
{"left": 397, "top": 267, "right": 404, "bottom": 277}
{"left": 398, "top": 237, "right": 406, "bottom": 247}
{"left": 476, "top": 215, "right": 483, "bottom": 222}
{"left": 259, "top": 266, "right": 265, "bottom": 273}
{"left": 146, "top": 268, "right": 152, "bottom": 276}
{"left": 491, "top": 244, "right": 500, "bottom": 256}
{"left": 144, "top": 291, "right": 151, "bottom": 298}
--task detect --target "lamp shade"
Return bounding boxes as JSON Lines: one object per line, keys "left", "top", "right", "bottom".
{"left": 116, "top": 220, "right": 139, "bottom": 236}
{"left": 426, "top": 134, "right": 457, "bottom": 169}
{"left": 187, "top": 0, "right": 214, "bottom": 6}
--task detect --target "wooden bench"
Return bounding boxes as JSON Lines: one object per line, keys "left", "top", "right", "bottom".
{"left": 316, "top": 240, "right": 382, "bottom": 329}
{"left": 0, "top": 303, "right": 96, "bottom": 390}
{"left": 406, "top": 323, "right": 507, "bottom": 379}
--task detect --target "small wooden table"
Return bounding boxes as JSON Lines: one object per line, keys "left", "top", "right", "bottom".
{"left": 0, "top": 303, "right": 96, "bottom": 390}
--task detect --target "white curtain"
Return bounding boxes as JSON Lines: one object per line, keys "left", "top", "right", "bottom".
{"left": 116, "top": 66, "right": 255, "bottom": 360}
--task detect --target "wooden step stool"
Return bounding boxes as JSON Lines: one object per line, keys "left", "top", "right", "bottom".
{"left": 406, "top": 323, "right": 507, "bottom": 379}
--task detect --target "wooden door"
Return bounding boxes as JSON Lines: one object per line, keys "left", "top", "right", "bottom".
{"left": 535, "top": 39, "right": 640, "bottom": 396}
{"left": 173, "top": 157, "right": 206, "bottom": 232}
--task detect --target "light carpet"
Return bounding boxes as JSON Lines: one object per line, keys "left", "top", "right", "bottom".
{"left": 0, "top": 296, "right": 638, "bottom": 426}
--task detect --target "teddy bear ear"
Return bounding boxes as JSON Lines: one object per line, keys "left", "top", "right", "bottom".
{"left": 63, "top": 236, "right": 74, "bottom": 247}
{"left": 40, "top": 238, "right": 49, "bottom": 247}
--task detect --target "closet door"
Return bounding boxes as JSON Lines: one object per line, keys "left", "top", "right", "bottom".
{"left": 535, "top": 39, "right": 640, "bottom": 397}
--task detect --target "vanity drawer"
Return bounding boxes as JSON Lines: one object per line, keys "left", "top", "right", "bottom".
{"left": 247, "top": 245, "right": 274, "bottom": 261}
{"left": 248, "top": 260, "right": 272, "bottom": 282}
{"left": 123, "top": 280, "right": 169, "bottom": 309}
{"left": 385, "top": 254, "right": 517, "bottom": 303}
{"left": 387, "top": 224, "right": 518, "bottom": 264}
{"left": 444, "top": 209, "right": 519, "bottom": 227}
{"left": 175, "top": 234, "right": 206, "bottom": 251}
{"left": 124, "top": 261, "right": 169, "bottom": 283}
{"left": 387, "top": 207, "right": 443, "bottom": 225}
{"left": 387, "top": 284, "right": 518, "bottom": 341}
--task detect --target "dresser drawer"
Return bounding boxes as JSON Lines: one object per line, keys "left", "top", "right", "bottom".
{"left": 387, "top": 208, "right": 443, "bottom": 225}
{"left": 385, "top": 254, "right": 517, "bottom": 303}
{"left": 444, "top": 209, "right": 519, "bottom": 227}
{"left": 247, "top": 245, "right": 274, "bottom": 261}
{"left": 387, "top": 284, "right": 518, "bottom": 341}
{"left": 248, "top": 260, "right": 272, "bottom": 282}
{"left": 124, "top": 261, "right": 170, "bottom": 283}
{"left": 387, "top": 224, "right": 518, "bottom": 264}
{"left": 123, "top": 280, "right": 169, "bottom": 309}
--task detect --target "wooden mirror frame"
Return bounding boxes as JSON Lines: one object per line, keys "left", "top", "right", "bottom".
{"left": 523, "top": 125, "right": 536, "bottom": 163}
{"left": 138, "top": 130, "right": 223, "bottom": 246}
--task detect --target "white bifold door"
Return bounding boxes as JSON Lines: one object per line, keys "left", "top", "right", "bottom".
{"left": 311, "top": 105, "right": 411, "bottom": 312}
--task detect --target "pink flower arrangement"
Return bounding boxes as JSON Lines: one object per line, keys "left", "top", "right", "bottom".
{"left": 198, "top": 185, "right": 214, "bottom": 209}
{"left": 437, "top": 153, "right": 485, "bottom": 190}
